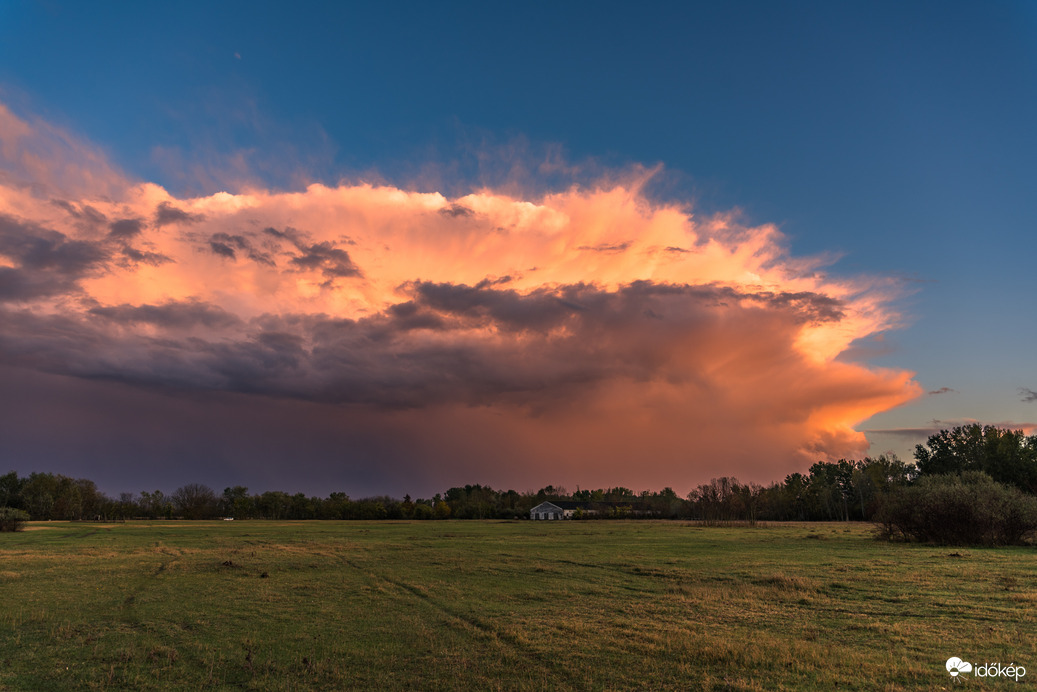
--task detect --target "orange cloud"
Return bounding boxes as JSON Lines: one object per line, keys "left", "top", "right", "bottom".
{"left": 0, "top": 103, "right": 921, "bottom": 490}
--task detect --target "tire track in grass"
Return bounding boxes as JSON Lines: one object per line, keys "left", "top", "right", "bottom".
{"left": 340, "top": 557, "right": 580, "bottom": 686}
{"left": 118, "top": 557, "right": 178, "bottom": 632}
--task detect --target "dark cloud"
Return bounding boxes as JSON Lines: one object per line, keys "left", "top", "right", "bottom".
{"left": 206, "top": 232, "right": 274, "bottom": 265}
{"left": 866, "top": 418, "right": 1037, "bottom": 440}
{"left": 289, "top": 241, "right": 361, "bottom": 279}
{"left": 1020, "top": 387, "right": 1037, "bottom": 403}
{"left": 263, "top": 226, "right": 359, "bottom": 274}
{"left": 119, "top": 245, "right": 173, "bottom": 266}
{"left": 928, "top": 387, "right": 956, "bottom": 396}
{"left": 154, "top": 201, "right": 204, "bottom": 227}
{"left": 386, "top": 301, "right": 446, "bottom": 331}
{"left": 862, "top": 426, "right": 945, "bottom": 439}
{"left": 108, "top": 218, "right": 144, "bottom": 238}
{"left": 760, "top": 291, "right": 844, "bottom": 323}
{"left": 473, "top": 276, "right": 513, "bottom": 289}
{"left": 88, "top": 300, "right": 242, "bottom": 330}
{"left": 51, "top": 199, "right": 107, "bottom": 227}
{"left": 0, "top": 267, "right": 45, "bottom": 301}
{"left": 438, "top": 204, "right": 474, "bottom": 218}
{"left": 0, "top": 279, "right": 850, "bottom": 410}
{"left": 0, "top": 219, "right": 107, "bottom": 274}
{"left": 578, "top": 241, "right": 631, "bottom": 254}
{"left": 262, "top": 226, "right": 296, "bottom": 240}
{"left": 395, "top": 280, "right": 846, "bottom": 339}
{"left": 0, "top": 214, "right": 109, "bottom": 300}
{"left": 209, "top": 239, "right": 239, "bottom": 259}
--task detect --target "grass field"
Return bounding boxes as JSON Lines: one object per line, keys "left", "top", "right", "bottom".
{"left": 0, "top": 520, "right": 1034, "bottom": 690}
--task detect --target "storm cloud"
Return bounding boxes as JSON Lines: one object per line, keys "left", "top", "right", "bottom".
{"left": 0, "top": 102, "right": 921, "bottom": 493}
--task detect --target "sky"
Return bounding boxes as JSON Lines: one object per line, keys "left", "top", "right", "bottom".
{"left": 1, "top": 1, "right": 1035, "bottom": 497}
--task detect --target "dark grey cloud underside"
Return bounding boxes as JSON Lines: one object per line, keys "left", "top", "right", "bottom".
{"left": 89, "top": 300, "right": 243, "bottom": 329}
{"left": 0, "top": 281, "right": 844, "bottom": 407}
{"left": 109, "top": 218, "right": 144, "bottom": 238}
{"left": 203, "top": 228, "right": 357, "bottom": 276}
{"left": 0, "top": 214, "right": 109, "bottom": 300}
{"left": 154, "top": 201, "right": 204, "bottom": 227}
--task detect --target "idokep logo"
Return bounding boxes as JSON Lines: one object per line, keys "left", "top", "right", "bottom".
{"left": 946, "top": 656, "right": 1027, "bottom": 682}
{"left": 946, "top": 657, "right": 972, "bottom": 679}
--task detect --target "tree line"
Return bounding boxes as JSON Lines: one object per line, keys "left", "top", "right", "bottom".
{"left": 2, "top": 424, "right": 1036, "bottom": 526}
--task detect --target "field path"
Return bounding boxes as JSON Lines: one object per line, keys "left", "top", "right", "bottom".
{"left": 338, "top": 555, "right": 584, "bottom": 686}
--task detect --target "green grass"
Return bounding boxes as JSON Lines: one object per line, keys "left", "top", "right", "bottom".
{"left": 0, "top": 521, "right": 1034, "bottom": 690}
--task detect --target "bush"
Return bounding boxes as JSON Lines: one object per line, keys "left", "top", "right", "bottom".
{"left": 875, "top": 472, "right": 1037, "bottom": 545}
{"left": 0, "top": 507, "right": 30, "bottom": 532}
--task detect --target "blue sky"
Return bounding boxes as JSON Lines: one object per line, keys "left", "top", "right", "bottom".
{"left": 1, "top": 1, "right": 1035, "bottom": 492}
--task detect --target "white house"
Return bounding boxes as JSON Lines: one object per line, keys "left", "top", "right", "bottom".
{"left": 530, "top": 501, "right": 564, "bottom": 520}
{"left": 530, "top": 501, "right": 597, "bottom": 520}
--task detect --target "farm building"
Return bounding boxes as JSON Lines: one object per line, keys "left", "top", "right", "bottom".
{"left": 530, "top": 501, "right": 596, "bottom": 520}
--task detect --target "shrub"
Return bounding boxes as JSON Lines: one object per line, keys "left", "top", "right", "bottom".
{"left": 875, "top": 472, "right": 1037, "bottom": 545}
{"left": 0, "top": 507, "right": 30, "bottom": 532}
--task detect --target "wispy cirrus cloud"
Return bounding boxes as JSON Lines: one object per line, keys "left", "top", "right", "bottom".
{"left": 865, "top": 418, "right": 1037, "bottom": 441}
{"left": 0, "top": 102, "right": 922, "bottom": 491}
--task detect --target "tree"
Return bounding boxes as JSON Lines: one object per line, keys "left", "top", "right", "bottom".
{"left": 222, "top": 486, "right": 254, "bottom": 519}
{"left": 140, "top": 490, "right": 172, "bottom": 519}
{"left": 915, "top": 424, "right": 1037, "bottom": 492}
{"left": 876, "top": 471, "right": 1037, "bottom": 545}
{"left": 257, "top": 491, "right": 291, "bottom": 519}
{"left": 172, "top": 483, "right": 218, "bottom": 519}
{"left": 0, "top": 507, "right": 29, "bottom": 532}
{"left": 734, "top": 481, "right": 765, "bottom": 526}
{"left": 0, "top": 472, "right": 23, "bottom": 509}
{"left": 21, "top": 472, "right": 58, "bottom": 519}
{"left": 688, "top": 477, "right": 740, "bottom": 524}
{"left": 52, "top": 476, "right": 83, "bottom": 520}
{"left": 433, "top": 500, "right": 451, "bottom": 519}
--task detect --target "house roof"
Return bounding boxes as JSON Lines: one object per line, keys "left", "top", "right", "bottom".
{"left": 551, "top": 501, "right": 590, "bottom": 510}
{"left": 533, "top": 500, "right": 639, "bottom": 510}
{"left": 531, "top": 500, "right": 598, "bottom": 511}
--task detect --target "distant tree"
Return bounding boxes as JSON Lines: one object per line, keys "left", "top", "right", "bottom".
{"left": 0, "top": 472, "right": 23, "bottom": 509}
{"left": 604, "top": 487, "right": 634, "bottom": 503}
{"left": 111, "top": 492, "right": 139, "bottom": 520}
{"left": 806, "top": 461, "right": 851, "bottom": 521}
{"left": 172, "top": 483, "right": 218, "bottom": 519}
{"left": 222, "top": 486, "right": 254, "bottom": 519}
{"left": 52, "top": 476, "right": 83, "bottom": 520}
{"left": 647, "top": 487, "right": 686, "bottom": 519}
{"left": 781, "top": 473, "right": 809, "bottom": 520}
{"left": 734, "top": 482, "right": 765, "bottom": 526}
{"left": 323, "top": 492, "right": 351, "bottom": 519}
{"left": 257, "top": 491, "right": 291, "bottom": 519}
{"left": 139, "top": 490, "right": 173, "bottom": 519}
{"left": 77, "top": 480, "right": 106, "bottom": 519}
{"left": 0, "top": 507, "right": 30, "bottom": 532}
{"left": 289, "top": 493, "right": 316, "bottom": 519}
{"left": 688, "top": 477, "right": 741, "bottom": 524}
{"left": 915, "top": 424, "right": 1037, "bottom": 493}
{"left": 876, "top": 472, "right": 1037, "bottom": 545}
{"left": 21, "top": 472, "right": 58, "bottom": 520}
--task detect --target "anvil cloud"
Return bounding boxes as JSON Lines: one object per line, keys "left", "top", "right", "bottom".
{"left": 0, "top": 104, "right": 920, "bottom": 494}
